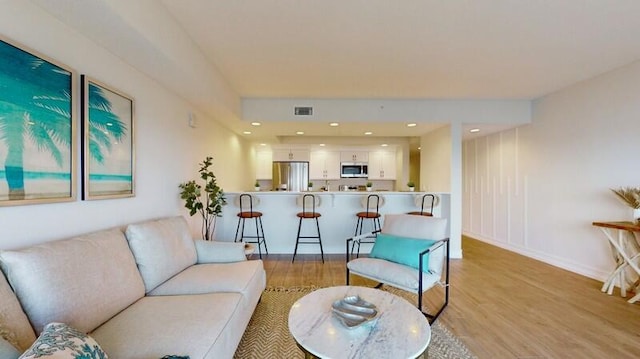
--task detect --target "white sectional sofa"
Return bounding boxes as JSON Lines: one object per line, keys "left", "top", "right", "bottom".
{"left": 0, "top": 216, "right": 266, "bottom": 359}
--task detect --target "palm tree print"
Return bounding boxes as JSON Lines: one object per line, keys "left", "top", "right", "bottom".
{"left": 0, "top": 39, "right": 124, "bottom": 201}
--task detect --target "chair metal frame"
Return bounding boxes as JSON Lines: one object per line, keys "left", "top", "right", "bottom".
{"left": 292, "top": 194, "right": 324, "bottom": 263}
{"left": 346, "top": 234, "right": 450, "bottom": 323}
{"left": 234, "top": 193, "right": 268, "bottom": 258}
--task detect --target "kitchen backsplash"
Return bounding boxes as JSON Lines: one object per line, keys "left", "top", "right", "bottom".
{"left": 256, "top": 179, "right": 396, "bottom": 191}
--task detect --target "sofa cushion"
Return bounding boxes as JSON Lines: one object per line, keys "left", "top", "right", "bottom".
{"left": 91, "top": 293, "right": 245, "bottom": 359}
{"left": 19, "top": 322, "right": 108, "bottom": 359}
{"left": 0, "top": 272, "right": 36, "bottom": 351}
{"left": 194, "top": 240, "right": 246, "bottom": 263}
{"left": 0, "top": 337, "right": 19, "bottom": 359}
{"left": 148, "top": 260, "right": 266, "bottom": 300}
{"left": 125, "top": 217, "right": 197, "bottom": 293}
{"left": 347, "top": 257, "right": 441, "bottom": 292}
{"left": 0, "top": 229, "right": 145, "bottom": 335}
{"left": 381, "top": 214, "right": 448, "bottom": 274}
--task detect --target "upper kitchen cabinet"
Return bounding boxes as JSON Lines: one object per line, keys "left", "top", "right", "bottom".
{"left": 309, "top": 151, "right": 341, "bottom": 180}
{"left": 256, "top": 150, "right": 273, "bottom": 179}
{"left": 272, "top": 149, "right": 310, "bottom": 162}
{"left": 368, "top": 150, "right": 397, "bottom": 180}
{"left": 340, "top": 151, "right": 368, "bottom": 163}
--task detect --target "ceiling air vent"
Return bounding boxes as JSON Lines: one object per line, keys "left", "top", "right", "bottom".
{"left": 294, "top": 106, "right": 313, "bottom": 116}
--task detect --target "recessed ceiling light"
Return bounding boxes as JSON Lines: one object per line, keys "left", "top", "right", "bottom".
{"left": 243, "top": 131, "right": 251, "bottom": 135}
{"left": 381, "top": 144, "right": 388, "bottom": 147}
{"left": 260, "top": 143, "right": 266, "bottom": 146}
{"left": 329, "top": 122, "right": 339, "bottom": 127}
{"left": 319, "top": 143, "right": 325, "bottom": 147}
{"left": 296, "top": 131, "right": 304, "bottom": 135}
{"left": 469, "top": 128, "right": 480, "bottom": 133}
{"left": 251, "top": 122, "right": 261, "bottom": 126}
{"left": 364, "top": 131, "right": 372, "bottom": 135}
{"left": 418, "top": 146, "right": 421, "bottom": 150}
{"left": 407, "top": 123, "right": 417, "bottom": 127}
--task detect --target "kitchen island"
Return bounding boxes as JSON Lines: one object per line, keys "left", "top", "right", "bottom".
{"left": 214, "top": 191, "right": 450, "bottom": 255}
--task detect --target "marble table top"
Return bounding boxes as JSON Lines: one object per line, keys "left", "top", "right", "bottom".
{"left": 288, "top": 286, "right": 431, "bottom": 359}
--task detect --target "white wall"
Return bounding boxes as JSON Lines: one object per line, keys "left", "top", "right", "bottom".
{"left": 463, "top": 60, "right": 640, "bottom": 280}
{"left": 0, "top": 1, "right": 251, "bottom": 249}
{"left": 420, "top": 124, "right": 463, "bottom": 259}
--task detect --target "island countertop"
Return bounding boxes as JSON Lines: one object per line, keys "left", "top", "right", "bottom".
{"left": 214, "top": 191, "right": 450, "bottom": 255}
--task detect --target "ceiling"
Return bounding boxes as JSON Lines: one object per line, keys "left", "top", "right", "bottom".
{"left": 159, "top": 0, "right": 640, "bottom": 142}
{"left": 33, "top": 1, "right": 640, "bottom": 143}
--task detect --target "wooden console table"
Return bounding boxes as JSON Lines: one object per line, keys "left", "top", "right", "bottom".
{"left": 592, "top": 221, "right": 640, "bottom": 303}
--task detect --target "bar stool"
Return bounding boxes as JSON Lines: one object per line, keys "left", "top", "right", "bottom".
{"left": 352, "top": 194, "right": 383, "bottom": 256}
{"left": 292, "top": 194, "right": 324, "bottom": 263}
{"left": 407, "top": 194, "right": 436, "bottom": 216}
{"left": 234, "top": 193, "right": 268, "bottom": 258}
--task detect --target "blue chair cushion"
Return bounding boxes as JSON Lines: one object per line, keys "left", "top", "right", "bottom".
{"left": 369, "top": 233, "right": 436, "bottom": 272}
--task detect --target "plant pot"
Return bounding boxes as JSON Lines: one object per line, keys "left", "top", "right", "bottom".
{"left": 408, "top": 187, "right": 415, "bottom": 192}
{"left": 366, "top": 187, "right": 372, "bottom": 192}
{"left": 308, "top": 187, "right": 313, "bottom": 192}
{"left": 254, "top": 186, "right": 260, "bottom": 192}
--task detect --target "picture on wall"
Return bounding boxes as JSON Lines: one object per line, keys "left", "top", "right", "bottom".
{"left": 81, "top": 75, "right": 134, "bottom": 200}
{"left": 0, "top": 36, "right": 76, "bottom": 206}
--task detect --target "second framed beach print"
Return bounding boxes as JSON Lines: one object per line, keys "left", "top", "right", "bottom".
{"left": 81, "top": 76, "right": 134, "bottom": 200}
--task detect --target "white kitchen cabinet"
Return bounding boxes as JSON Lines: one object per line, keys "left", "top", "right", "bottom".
{"left": 368, "top": 150, "right": 396, "bottom": 180}
{"left": 273, "top": 149, "right": 310, "bottom": 162}
{"left": 309, "top": 151, "right": 341, "bottom": 180}
{"left": 255, "top": 151, "right": 273, "bottom": 179}
{"left": 340, "top": 151, "right": 368, "bottom": 163}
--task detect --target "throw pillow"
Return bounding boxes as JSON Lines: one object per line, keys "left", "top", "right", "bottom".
{"left": 19, "top": 322, "right": 108, "bottom": 359}
{"left": 369, "top": 233, "right": 436, "bottom": 272}
{"left": 0, "top": 336, "right": 20, "bottom": 359}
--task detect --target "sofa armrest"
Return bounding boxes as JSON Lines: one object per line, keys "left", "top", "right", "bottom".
{"left": 194, "top": 240, "right": 247, "bottom": 263}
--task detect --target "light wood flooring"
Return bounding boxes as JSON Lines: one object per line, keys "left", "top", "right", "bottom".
{"left": 253, "top": 236, "right": 640, "bottom": 358}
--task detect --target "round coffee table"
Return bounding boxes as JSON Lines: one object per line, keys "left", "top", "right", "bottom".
{"left": 288, "top": 286, "right": 431, "bottom": 358}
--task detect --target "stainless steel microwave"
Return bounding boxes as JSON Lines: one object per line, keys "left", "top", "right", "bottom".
{"left": 340, "top": 162, "right": 368, "bottom": 178}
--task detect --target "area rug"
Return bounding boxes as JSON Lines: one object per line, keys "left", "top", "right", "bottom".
{"left": 234, "top": 286, "right": 476, "bottom": 359}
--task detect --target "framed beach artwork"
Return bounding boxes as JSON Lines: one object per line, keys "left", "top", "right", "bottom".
{"left": 81, "top": 76, "right": 134, "bottom": 200}
{"left": 0, "top": 36, "right": 76, "bottom": 206}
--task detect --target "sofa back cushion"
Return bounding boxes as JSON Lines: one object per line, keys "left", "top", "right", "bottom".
{"left": 0, "top": 272, "right": 36, "bottom": 351}
{"left": 381, "top": 214, "right": 448, "bottom": 274}
{"left": 0, "top": 228, "right": 145, "bottom": 335}
{"left": 125, "top": 216, "right": 197, "bottom": 293}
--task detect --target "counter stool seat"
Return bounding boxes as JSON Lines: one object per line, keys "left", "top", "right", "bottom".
{"left": 356, "top": 211, "right": 381, "bottom": 219}
{"left": 297, "top": 212, "right": 321, "bottom": 219}
{"left": 237, "top": 211, "right": 263, "bottom": 218}
{"left": 406, "top": 211, "right": 432, "bottom": 216}
{"left": 293, "top": 194, "right": 324, "bottom": 263}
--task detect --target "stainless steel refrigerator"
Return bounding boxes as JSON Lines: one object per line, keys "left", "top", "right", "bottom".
{"left": 272, "top": 162, "right": 309, "bottom": 192}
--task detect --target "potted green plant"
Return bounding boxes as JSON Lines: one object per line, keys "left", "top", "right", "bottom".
{"left": 254, "top": 180, "right": 260, "bottom": 191}
{"left": 179, "top": 156, "right": 227, "bottom": 241}
{"left": 407, "top": 181, "right": 415, "bottom": 191}
{"left": 308, "top": 182, "right": 314, "bottom": 191}
{"left": 366, "top": 182, "right": 373, "bottom": 192}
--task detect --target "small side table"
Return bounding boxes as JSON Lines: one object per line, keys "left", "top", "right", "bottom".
{"left": 592, "top": 221, "right": 640, "bottom": 303}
